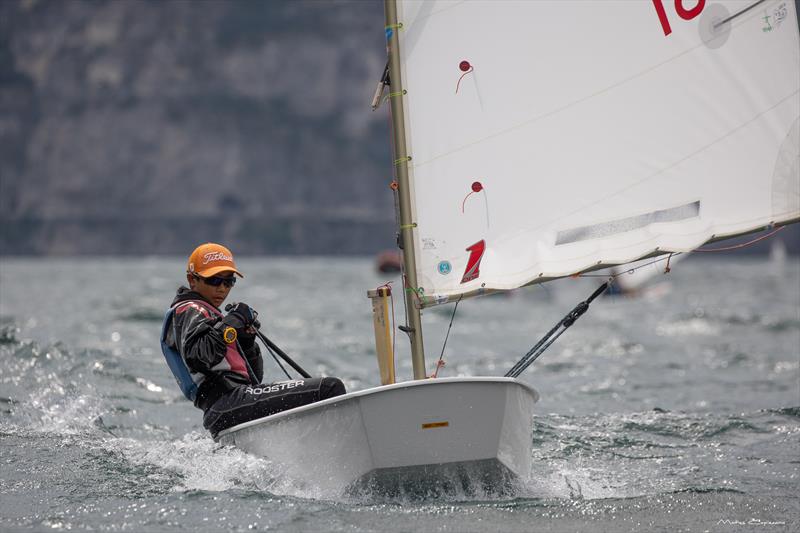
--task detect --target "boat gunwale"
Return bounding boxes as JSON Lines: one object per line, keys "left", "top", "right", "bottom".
{"left": 216, "top": 376, "right": 538, "bottom": 439}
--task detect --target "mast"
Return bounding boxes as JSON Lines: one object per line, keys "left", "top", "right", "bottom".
{"left": 384, "top": 0, "right": 426, "bottom": 380}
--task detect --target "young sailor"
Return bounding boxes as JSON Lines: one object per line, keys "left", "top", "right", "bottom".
{"left": 161, "top": 242, "right": 346, "bottom": 436}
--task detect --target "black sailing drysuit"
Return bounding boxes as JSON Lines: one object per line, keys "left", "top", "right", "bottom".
{"left": 162, "top": 287, "right": 346, "bottom": 436}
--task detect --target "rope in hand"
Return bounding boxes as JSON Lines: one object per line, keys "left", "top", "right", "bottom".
{"left": 431, "top": 295, "right": 463, "bottom": 378}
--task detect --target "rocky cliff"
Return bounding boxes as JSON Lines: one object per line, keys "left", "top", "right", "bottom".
{"left": 2, "top": 0, "right": 798, "bottom": 256}
{"left": 0, "top": 0, "right": 395, "bottom": 255}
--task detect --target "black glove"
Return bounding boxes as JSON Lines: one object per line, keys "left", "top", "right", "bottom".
{"left": 237, "top": 328, "right": 257, "bottom": 351}
{"left": 220, "top": 302, "right": 260, "bottom": 349}
{"left": 223, "top": 302, "right": 259, "bottom": 329}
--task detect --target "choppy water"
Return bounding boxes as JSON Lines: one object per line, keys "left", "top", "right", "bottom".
{"left": 1, "top": 256, "right": 798, "bottom": 531}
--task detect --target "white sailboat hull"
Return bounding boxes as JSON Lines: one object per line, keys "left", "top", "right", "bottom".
{"left": 217, "top": 377, "right": 538, "bottom": 496}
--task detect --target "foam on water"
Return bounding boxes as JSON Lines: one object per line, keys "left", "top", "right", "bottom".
{"left": 4, "top": 332, "right": 793, "bottom": 506}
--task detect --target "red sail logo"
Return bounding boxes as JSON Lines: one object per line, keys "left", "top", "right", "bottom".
{"left": 461, "top": 240, "right": 486, "bottom": 284}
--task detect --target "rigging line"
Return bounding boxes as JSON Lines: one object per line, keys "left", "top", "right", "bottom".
{"left": 664, "top": 252, "right": 675, "bottom": 273}
{"left": 263, "top": 341, "right": 292, "bottom": 380}
{"left": 236, "top": 339, "right": 263, "bottom": 384}
{"left": 692, "top": 225, "right": 785, "bottom": 252}
{"left": 714, "top": 0, "right": 768, "bottom": 28}
{"left": 578, "top": 252, "right": 683, "bottom": 279}
{"left": 411, "top": 5, "right": 775, "bottom": 172}
{"left": 432, "top": 295, "right": 462, "bottom": 378}
{"left": 579, "top": 225, "right": 786, "bottom": 279}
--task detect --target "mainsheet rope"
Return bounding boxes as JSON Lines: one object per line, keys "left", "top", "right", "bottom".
{"left": 259, "top": 335, "right": 292, "bottom": 380}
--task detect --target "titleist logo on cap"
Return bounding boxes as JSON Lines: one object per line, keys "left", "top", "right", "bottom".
{"left": 203, "top": 251, "right": 232, "bottom": 264}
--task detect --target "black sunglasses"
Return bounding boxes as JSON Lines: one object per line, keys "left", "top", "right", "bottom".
{"left": 194, "top": 274, "right": 236, "bottom": 288}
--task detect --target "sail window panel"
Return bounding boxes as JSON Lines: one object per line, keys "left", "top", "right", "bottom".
{"left": 555, "top": 202, "right": 701, "bottom": 246}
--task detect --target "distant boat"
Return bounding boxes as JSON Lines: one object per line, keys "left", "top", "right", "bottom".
{"left": 375, "top": 249, "right": 402, "bottom": 273}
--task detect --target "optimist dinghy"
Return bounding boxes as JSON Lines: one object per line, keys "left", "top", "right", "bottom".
{"left": 217, "top": 377, "right": 537, "bottom": 495}
{"left": 218, "top": 0, "right": 799, "bottom": 495}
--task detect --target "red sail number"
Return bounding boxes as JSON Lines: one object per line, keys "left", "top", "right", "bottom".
{"left": 461, "top": 240, "right": 486, "bottom": 284}
{"left": 652, "top": 0, "right": 706, "bottom": 36}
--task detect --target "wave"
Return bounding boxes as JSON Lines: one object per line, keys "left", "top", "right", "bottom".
{"left": 0, "top": 324, "right": 18, "bottom": 345}
{"left": 2, "top": 331, "right": 798, "bottom": 504}
{"left": 763, "top": 406, "right": 800, "bottom": 418}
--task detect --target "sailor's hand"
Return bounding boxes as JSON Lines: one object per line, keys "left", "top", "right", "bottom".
{"left": 224, "top": 302, "right": 259, "bottom": 328}
{"left": 220, "top": 303, "right": 260, "bottom": 348}
{"left": 237, "top": 326, "right": 258, "bottom": 351}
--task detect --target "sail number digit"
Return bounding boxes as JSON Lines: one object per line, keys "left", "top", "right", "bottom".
{"left": 652, "top": 0, "right": 706, "bottom": 36}
{"left": 461, "top": 240, "right": 486, "bottom": 284}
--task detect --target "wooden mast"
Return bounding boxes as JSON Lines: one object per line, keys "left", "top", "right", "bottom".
{"left": 384, "top": 0, "right": 426, "bottom": 380}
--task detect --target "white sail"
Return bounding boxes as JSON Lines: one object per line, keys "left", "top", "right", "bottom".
{"left": 395, "top": 0, "right": 800, "bottom": 306}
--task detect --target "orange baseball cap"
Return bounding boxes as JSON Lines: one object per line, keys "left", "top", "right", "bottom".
{"left": 187, "top": 243, "right": 243, "bottom": 278}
